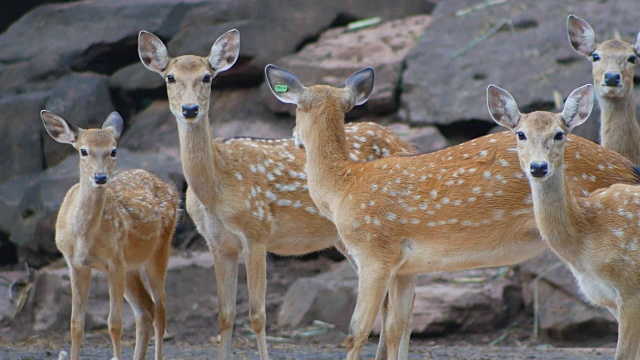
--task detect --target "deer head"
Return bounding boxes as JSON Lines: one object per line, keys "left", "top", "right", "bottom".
{"left": 41, "top": 111, "right": 124, "bottom": 187}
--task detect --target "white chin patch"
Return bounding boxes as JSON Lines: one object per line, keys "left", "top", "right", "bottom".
{"left": 599, "top": 85, "right": 624, "bottom": 97}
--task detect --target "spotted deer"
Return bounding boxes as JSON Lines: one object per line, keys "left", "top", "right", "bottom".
{"left": 489, "top": 83, "right": 640, "bottom": 359}
{"left": 137, "top": 30, "right": 415, "bottom": 359}
{"left": 41, "top": 111, "right": 179, "bottom": 360}
{"left": 568, "top": 14, "right": 640, "bottom": 164}
{"left": 265, "top": 65, "right": 640, "bottom": 359}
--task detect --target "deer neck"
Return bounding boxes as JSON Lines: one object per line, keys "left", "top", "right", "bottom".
{"left": 72, "top": 178, "right": 108, "bottom": 246}
{"left": 529, "top": 166, "right": 585, "bottom": 265}
{"left": 301, "top": 108, "right": 351, "bottom": 210}
{"left": 599, "top": 92, "right": 640, "bottom": 164}
{"left": 176, "top": 113, "right": 223, "bottom": 205}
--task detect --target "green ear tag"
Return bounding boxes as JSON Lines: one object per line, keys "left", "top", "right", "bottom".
{"left": 274, "top": 85, "right": 288, "bottom": 92}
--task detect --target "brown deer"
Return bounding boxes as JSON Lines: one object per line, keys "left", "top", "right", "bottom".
{"left": 41, "top": 111, "right": 179, "bottom": 360}
{"left": 489, "top": 83, "right": 640, "bottom": 359}
{"left": 137, "top": 30, "right": 415, "bottom": 359}
{"left": 568, "top": 14, "right": 640, "bottom": 164}
{"left": 265, "top": 64, "right": 640, "bottom": 359}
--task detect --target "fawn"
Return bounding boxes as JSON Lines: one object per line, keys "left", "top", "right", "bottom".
{"left": 489, "top": 83, "right": 640, "bottom": 359}
{"left": 568, "top": 14, "right": 640, "bottom": 164}
{"left": 265, "top": 64, "right": 640, "bottom": 359}
{"left": 138, "top": 29, "right": 415, "bottom": 359}
{"left": 41, "top": 111, "right": 179, "bottom": 360}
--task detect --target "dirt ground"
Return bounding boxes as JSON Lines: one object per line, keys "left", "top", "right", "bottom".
{"left": 0, "top": 249, "right": 618, "bottom": 359}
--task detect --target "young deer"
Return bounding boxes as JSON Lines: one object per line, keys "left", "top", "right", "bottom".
{"left": 568, "top": 15, "right": 640, "bottom": 164}
{"left": 137, "top": 30, "right": 415, "bottom": 359}
{"left": 489, "top": 83, "right": 640, "bottom": 359}
{"left": 41, "top": 111, "right": 179, "bottom": 360}
{"left": 265, "top": 65, "right": 640, "bottom": 359}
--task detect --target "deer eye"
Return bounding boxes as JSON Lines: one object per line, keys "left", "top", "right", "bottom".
{"left": 592, "top": 53, "right": 600, "bottom": 61}
{"left": 110, "top": 148, "right": 117, "bottom": 158}
{"left": 80, "top": 148, "right": 88, "bottom": 157}
{"left": 167, "top": 75, "right": 175, "bottom": 83}
{"left": 628, "top": 55, "right": 637, "bottom": 64}
{"left": 554, "top": 132, "right": 564, "bottom": 140}
{"left": 203, "top": 74, "right": 212, "bottom": 83}
{"left": 516, "top": 131, "right": 526, "bottom": 141}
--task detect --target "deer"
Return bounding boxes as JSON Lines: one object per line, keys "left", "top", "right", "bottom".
{"left": 265, "top": 64, "right": 640, "bottom": 359}
{"left": 41, "top": 110, "right": 179, "bottom": 360}
{"left": 568, "top": 14, "right": 640, "bottom": 164}
{"left": 137, "top": 29, "right": 416, "bottom": 360}
{"left": 489, "top": 83, "right": 640, "bottom": 359}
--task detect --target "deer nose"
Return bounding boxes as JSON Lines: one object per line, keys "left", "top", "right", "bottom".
{"left": 529, "top": 162, "right": 548, "bottom": 178}
{"left": 94, "top": 173, "right": 108, "bottom": 185}
{"left": 182, "top": 104, "right": 199, "bottom": 118}
{"left": 604, "top": 72, "right": 621, "bottom": 86}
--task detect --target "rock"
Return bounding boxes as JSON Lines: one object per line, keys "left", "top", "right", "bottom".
{"left": 399, "top": 0, "right": 640, "bottom": 144}
{"left": 118, "top": 100, "right": 180, "bottom": 157}
{"left": 386, "top": 123, "right": 448, "bottom": 153}
{"left": 0, "top": 0, "right": 212, "bottom": 72}
{"left": 371, "top": 269, "right": 515, "bottom": 336}
{"left": 120, "top": 88, "right": 294, "bottom": 157}
{"left": 42, "top": 73, "right": 117, "bottom": 168}
{"left": 277, "top": 261, "right": 358, "bottom": 332}
{"left": 520, "top": 250, "right": 617, "bottom": 340}
{"left": 210, "top": 88, "right": 294, "bottom": 139}
{"left": 0, "top": 1, "right": 59, "bottom": 33}
{"left": 262, "top": 15, "right": 432, "bottom": 116}
{"left": 0, "top": 92, "right": 49, "bottom": 184}
{"left": 30, "top": 252, "right": 218, "bottom": 333}
{"left": 172, "top": 1, "right": 433, "bottom": 89}
{"left": 7, "top": 149, "right": 183, "bottom": 257}
{"left": 32, "top": 268, "right": 112, "bottom": 332}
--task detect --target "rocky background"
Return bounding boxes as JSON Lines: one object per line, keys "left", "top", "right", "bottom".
{"left": 0, "top": 0, "right": 638, "bottom": 349}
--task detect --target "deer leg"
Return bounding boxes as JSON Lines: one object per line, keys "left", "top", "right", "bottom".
{"left": 107, "top": 262, "right": 126, "bottom": 360}
{"left": 212, "top": 247, "right": 239, "bottom": 360}
{"left": 346, "top": 263, "right": 391, "bottom": 360}
{"left": 399, "top": 291, "right": 416, "bottom": 359}
{"left": 69, "top": 265, "right": 91, "bottom": 360}
{"left": 374, "top": 293, "right": 389, "bottom": 360}
{"left": 244, "top": 243, "right": 269, "bottom": 360}
{"left": 124, "top": 271, "right": 154, "bottom": 360}
{"left": 146, "top": 235, "right": 171, "bottom": 360}
{"left": 615, "top": 299, "right": 640, "bottom": 360}
{"left": 385, "top": 274, "right": 416, "bottom": 360}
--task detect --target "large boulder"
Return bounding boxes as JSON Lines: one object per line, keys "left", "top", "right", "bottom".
{"left": 399, "top": 0, "right": 640, "bottom": 143}
{"left": 386, "top": 123, "right": 449, "bottom": 154}
{"left": 371, "top": 268, "right": 517, "bottom": 336}
{"left": 120, "top": 88, "right": 294, "bottom": 156}
{"left": 30, "top": 253, "right": 218, "bottom": 333}
{"left": 113, "top": 0, "right": 434, "bottom": 98}
{"left": 262, "top": 15, "right": 432, "bottom": 116}
{"left": 43, "top": 73, "right": 116, "bottom": 167}
{"left": 279, "top": 263, "right": 519, "bottom": 336}
{"left": 0, "top": 92, "right": 49, "bottom": 184}
{"left": 520, "top": 250, "right": 617, "bottom": 340}
{"left": 5, "top": 149, "right": 183, "bottom": 259}
{"left": 277, "top": 261, "right": 358, "bottom": 332}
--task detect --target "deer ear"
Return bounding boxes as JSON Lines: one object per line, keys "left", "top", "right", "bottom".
{"left": 567, "top": 15, "right": 597, "bottom": 56}
{"left": 41, "top": 110, "right": 79, "bottom": 145}
{"left": 486, "top": 85, "right": 521, "bottom": 130}
{"left": 561, "top": 84, "right": 594, "bottom": 132}
{"left": 345, "top": 67, "right": 375, "bottom": 107}
{"left": 208, "top": 29, "right": 240, "bottom": 74}
{"left": 102, "top": 112, "right": 124, "bottom": 141}
{"left": 264, "top": 64, "right": 306, "bottom": 106}
{"left": 138, "top": 31, "right": 170, "bottom": 74}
